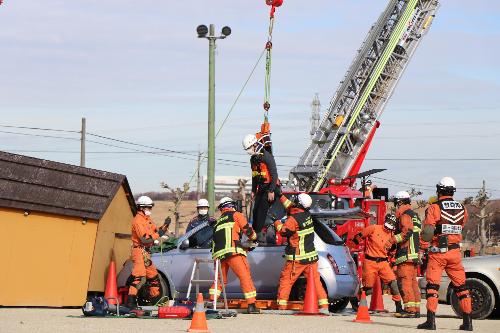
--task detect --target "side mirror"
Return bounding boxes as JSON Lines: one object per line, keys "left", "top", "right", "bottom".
{"left": 179, "top": 239, "right": 190, "bottom": 250}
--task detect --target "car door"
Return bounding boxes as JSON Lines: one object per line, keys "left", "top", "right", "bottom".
{"left": 169, "top": 225, "right": 213, "bottom": 298}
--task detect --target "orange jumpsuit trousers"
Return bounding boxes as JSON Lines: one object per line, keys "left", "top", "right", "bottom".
{"left": 130, "top": 247, "right": 160, "bottom": 297}
{"left": 425, "top": 249, "right": 471, "bottom": 314}
{"left": 277, "top": 261, "right": 328, "bottom": 310}
{"left": 363, "top": 259, "right": 401, "bottom": 302}
{"left": 397, "top": 262, "right": 421, "bottom": 313}
{"left": 209, "top": 254, "right": 257, "bottom": 304}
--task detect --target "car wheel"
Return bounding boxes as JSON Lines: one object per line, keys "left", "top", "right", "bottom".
{"left": 289, "top": 278, "right": 307, "bottom": 302}
{"left": 329, "top": 297, "right": 350, "bottom": 313}
{"left": 349, "top": 297, "right": 359, "bottom": 311}
{"left": 450, "top": 277, "right": 495, "bottom": 320}
{"left": 138, "top": 274, "right": 170, "bottom": 306}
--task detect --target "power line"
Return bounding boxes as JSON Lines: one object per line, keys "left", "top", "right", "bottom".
{"left": 0, "top": 124, "right": 79, "bottom": 133}
{"left": 0, "top": 130, "right": 80, "bottom": 141}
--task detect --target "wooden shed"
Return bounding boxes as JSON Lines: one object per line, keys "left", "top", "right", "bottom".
{"left": 0, "top": 151, "right": 136, "bottom": 306}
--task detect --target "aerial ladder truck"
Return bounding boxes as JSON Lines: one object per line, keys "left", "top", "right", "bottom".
{"left": 283, "top": 0, "right": 440, "bottom": 273}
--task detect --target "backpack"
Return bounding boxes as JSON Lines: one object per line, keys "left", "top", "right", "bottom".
{"left": 82, "top": 296, "right": 109, "bottom": 317}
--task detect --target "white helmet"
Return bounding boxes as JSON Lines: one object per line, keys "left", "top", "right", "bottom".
{"left": 438, "top": 177, "right": 456, "bottom": 188}
{"left": 196, "top": 198, "right": 209, "bottom": 208}
{"left": 241, "top": 134, "right": 260, "bottom": 155}
{"left": 218, "top": 196, "right": 235, "bottom": 210}
{"left": 297, "top": 193, "right": 313, "bottom": 209}
{"left": 395, "top": 191, "right": 410, "bottom": 200}
{"left": 436, "top": 176, "right": 456, "bottom": 195}
{"left": 242, "top": 134, "right": 257, "bottom": 150}
{"left": 136, "top": 195, "right": 154, "bottom": 208}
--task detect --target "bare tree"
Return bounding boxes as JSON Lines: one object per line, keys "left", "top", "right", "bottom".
{"left": 161, "top": 182, "right": 191, "bottom": 237}
{"left": 471, "top": 180, "right": 492, "bottom": 256}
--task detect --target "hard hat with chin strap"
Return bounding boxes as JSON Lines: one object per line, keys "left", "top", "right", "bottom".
{"left": 242, "top": 134, "right": 258, "bottom": 150}
{"left": 218, "top": 196, "right": 236, "bottom": 210}
{"left": 136, "top": 195, "right": 154, "bottom": 208}
{"left": 196, "top": 198, "right": 209, "bottom": 208}
{"left": 296, "top": 193, "right": 313, "bottom": 209}
{"left": 438, "top": 176, "right": 456, "bottom": 188}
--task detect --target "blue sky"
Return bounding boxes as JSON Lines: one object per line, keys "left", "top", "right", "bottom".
{"left": 1, "top": 0, "right": 499, "bottom": 199}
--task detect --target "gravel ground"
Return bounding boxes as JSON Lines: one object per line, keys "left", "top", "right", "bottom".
{"left": 0, "top": 297, "right": 497, "bottom": 333}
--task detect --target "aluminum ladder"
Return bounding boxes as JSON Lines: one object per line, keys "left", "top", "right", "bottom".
{"left": 186, "top": 258, "right": 229, "bottom": 311}
{"left": 290, "top": 0, "right": 440, "bottom": 191}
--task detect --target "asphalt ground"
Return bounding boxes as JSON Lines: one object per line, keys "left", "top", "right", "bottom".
{"left": 0, "top": 297, "right": 497, "bottom": 333}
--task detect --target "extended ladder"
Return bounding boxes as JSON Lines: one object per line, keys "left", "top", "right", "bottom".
{"left": 290, "top": 0, "right": 439, "bottom": 191}
{"left": 186, "top": 258, "right": 229, "bottom": 311}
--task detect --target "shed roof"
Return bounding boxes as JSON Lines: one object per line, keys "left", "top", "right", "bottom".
{"left": 0, "top": 151, "right": 136, "bottom": 220}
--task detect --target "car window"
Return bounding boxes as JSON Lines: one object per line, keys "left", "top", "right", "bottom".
{"left": 313, "top": 219, "right": 344, "bottom": 245}
{"left": 188, "top": 226, "right": 213, "bottom": 249}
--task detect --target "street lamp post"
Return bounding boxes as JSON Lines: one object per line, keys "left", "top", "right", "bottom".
{"left": 197, "top": 24, "right": 231, "bottom": 215}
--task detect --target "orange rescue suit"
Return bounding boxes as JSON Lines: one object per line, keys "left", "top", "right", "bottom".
{"left": 210, "top": 208, "right": 258, "bottom": 304}
{"left": 354, "top": 224, "right": 400, "bottom": 302}
{"left": 129, "top": 211, "right": 161, "bottom": 297}
{"left": 421, "top": 196, "right": 471, "bottom": 314}
{"left": 395, "top": 204, "right": 421, "bottom": 314}
{"left": 274, "top": 202, "right": 328, "bottom": 310}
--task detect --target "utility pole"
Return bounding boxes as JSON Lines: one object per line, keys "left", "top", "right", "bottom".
{"left": 80, "top": 117, "right": 86, "bottom": 167}
{"left": 310, "top": 93, "right": 321, "bottom": 138}
{"left": 197, "top": 23, "right": 231, "bottom": 215}
{"left": 196, "top": 151, "right": 202, "bottom": 200}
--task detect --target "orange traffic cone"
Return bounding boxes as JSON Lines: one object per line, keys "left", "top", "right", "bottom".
{"left": 353, "top": 291, "right": 372, "bottom": 323}
{"left": 104, "top": 253, "right": 119, "bottom": 305}
{"left": 187, "top": 293, "right": 210, "bottom": 333}
{"left": 296, "top": 265, "right": 323, "bottom": 316}
{"left": 369, "top": 277, "right": 387, "bottom": 312}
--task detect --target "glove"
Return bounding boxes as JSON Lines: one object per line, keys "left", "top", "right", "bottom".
{"left": 273, "top": 220, "right": 283, "bottom": 232}
{"left": 153, "top": 239, "right": 160, "bottom": 245}
{"left": 161, "top": 235, "right": 170, "bottom": 241}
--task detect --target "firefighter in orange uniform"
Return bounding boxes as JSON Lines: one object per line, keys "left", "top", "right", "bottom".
{"left": 418, "top": 177, "right": 472, "bottom": 331}
{"left": 242, "top": 134, "right": 279, "bottom": 238}
{"left": 209, "top": 197, "right": 260, "bottom": 314}
{"left": 274, "top": 193, "right": 329, "bottom": 314}
{"left": 353, "top": 214, "right": 403, "bottom": 313}
{"left": 127, "top": 196, "right": 168, "bottom": 309}
{"left": 392, "top": 191, "right": 422, "bottom": 318}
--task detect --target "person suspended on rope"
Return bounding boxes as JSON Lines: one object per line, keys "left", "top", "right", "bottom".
{"left": 242, "top": 132, "right": 280, "bottom": 241}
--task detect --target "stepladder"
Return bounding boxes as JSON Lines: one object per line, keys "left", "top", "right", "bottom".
{"left": 186, "top": 257, "right": 228, "bottom": 311}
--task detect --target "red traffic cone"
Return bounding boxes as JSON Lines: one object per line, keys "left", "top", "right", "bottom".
{"left": 104, "top": 254, "right": 119, "bottom": 305}
{"left": 187, "top": 293, "right": 210, "bottom": 333}
{"left": 295, "top": 265, "right": 323, "bottom": 316}
{"left": 353, "top": 291, "right": 372, "bottom": 323}
{"left": 369, "top": 277, "right": 387, "bottom": 312}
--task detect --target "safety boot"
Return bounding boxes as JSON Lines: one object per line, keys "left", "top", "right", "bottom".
{"left": 126, "top": 295, "right": 139, "bottom": 310}
{"left": 417, "top": 311, "right": 436, "bottom": 330}
{"left": 459, "top": 313, "right": 473, "bottom": 331}
{"left": 395, "top": 301, "right": 403, "bottom": 314}
{"left": 246, "top": 303, "right": 260, "bottom": 314}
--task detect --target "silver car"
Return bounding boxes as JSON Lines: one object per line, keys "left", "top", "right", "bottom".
{"left": 419, "top": 254, "right": 500, "bottom": 319}
{"left": 117, "top": 217, "right": 359, "bottom": 312}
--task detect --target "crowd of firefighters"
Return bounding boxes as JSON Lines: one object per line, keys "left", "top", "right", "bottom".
{"left": 125, "top": 133, "right": 474, "bottom": 331}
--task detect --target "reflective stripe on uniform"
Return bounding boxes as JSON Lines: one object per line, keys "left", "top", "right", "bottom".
{"left": 209, "top": 288, "right": 221, "bottom": 296}
{"left": 282, "top": 199, "right": 292, "bottom": 209}
{"left": 277, "top": 299, "right": 288, "bottom": 306}
{"left": 252, "top": 171, "right": 267, "bottom": 177}
{"left": 243, "top": 290, "right": 257, "bottom": 299}
{"left": 285, "top": 251, "right": 318, "bottom": 261}
{"left": 212, "top": 246, "right": 247, "bottom": 260}
{"left": 395, "top": 234, "right": 403, "bottom": 243}
{"left": 318, "top": 298, "right": 329, "bottom": 306}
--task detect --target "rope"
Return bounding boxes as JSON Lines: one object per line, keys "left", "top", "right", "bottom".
{"left": 263, "top": 3, "right": 279, "bottom": 120}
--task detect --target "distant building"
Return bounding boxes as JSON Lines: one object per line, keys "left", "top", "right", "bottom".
{"left": 0, "top": 151, "right": 136, "bottom": 306}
